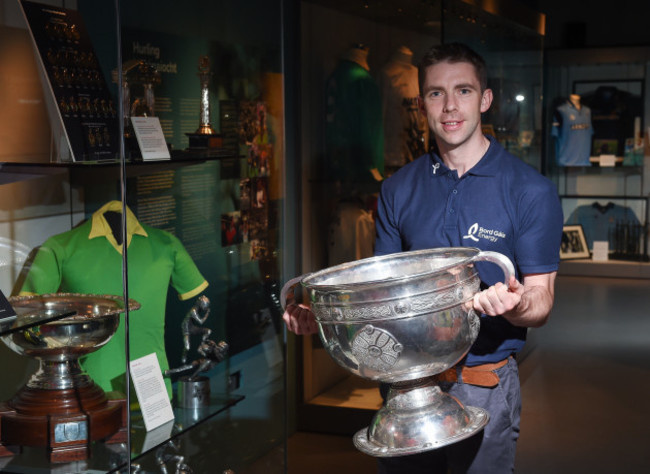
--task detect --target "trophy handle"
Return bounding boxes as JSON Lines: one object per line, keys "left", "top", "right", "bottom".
{"left": 280, "top": 275, "right": 310, "bottom": 311}
{"left": 472, "top": 251, "right": 516, "bottom": 285}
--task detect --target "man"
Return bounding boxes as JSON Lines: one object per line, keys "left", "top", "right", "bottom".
{"left": 284, "top": 43, "right": 563, "bottom": 473}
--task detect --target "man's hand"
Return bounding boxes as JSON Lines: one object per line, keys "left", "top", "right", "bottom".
{"left": 473, "top": 276, "right": 523, "bottom": 317}
{"left": 283, "top": 303, "right": 318, "bottom": 335}
{"left": 472, "top": 272, "right": 556, "bottom": 328}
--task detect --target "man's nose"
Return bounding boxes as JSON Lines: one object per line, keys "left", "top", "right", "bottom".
{"left": 443, "top": 95, "right": 458, "bottom": 113}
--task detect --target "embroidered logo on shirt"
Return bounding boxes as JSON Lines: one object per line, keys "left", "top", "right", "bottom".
{"left": 463, "top": 223, "right": 506, "bottom": 243}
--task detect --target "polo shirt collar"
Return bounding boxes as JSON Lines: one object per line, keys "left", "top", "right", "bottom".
{"left": 428, "top": 135, "right": 498, "bottom": 178}
{"left": 88, "top": 200, "right": 148, "bottom": 253}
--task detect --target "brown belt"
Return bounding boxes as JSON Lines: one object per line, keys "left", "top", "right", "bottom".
{"left": 434, "top": 358, "right": 510, "bottom": 388}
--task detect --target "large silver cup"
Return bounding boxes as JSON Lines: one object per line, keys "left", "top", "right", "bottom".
{"left": 281, "top": 247, "right": 514, "bottom": 457}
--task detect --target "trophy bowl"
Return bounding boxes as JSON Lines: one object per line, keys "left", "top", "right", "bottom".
{"left": 0, "top": 293, "right": 140, "bottom": 462}
{"left": 281, "top": 247, "right": 514, "bottom": 457}
{"left": 2, "top": 293, "right": 132, "bottom": 364}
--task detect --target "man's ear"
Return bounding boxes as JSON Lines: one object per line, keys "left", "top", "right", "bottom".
{"left": 480, "top": 88, "right": 493, "bottom": 113}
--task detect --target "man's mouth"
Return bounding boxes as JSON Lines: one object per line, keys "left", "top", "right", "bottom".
{"left": 442, "top": 120, "right": 463, "bottom": 129}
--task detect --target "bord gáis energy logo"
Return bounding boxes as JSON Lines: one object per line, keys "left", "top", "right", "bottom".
{"left": 462, "top": 223, "right": 506, "bottom": 244}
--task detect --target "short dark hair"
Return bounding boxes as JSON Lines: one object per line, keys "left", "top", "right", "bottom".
{"left": 418, "top": 42, "right": 488, "bottom": 94}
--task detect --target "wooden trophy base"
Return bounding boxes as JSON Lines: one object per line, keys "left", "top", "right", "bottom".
{"left": 186, "top": 132, "right": 223, "bottom": 150}
{"left": 0, "top": 383, "right": 127, "bottom": 463}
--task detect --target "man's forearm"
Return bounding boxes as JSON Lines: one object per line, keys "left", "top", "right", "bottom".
{"left": 503, "top": 284, "right": 553, "bottom": 328}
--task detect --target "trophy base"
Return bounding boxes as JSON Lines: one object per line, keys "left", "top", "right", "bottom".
{"left": 0, "top": 385, "right": 127, "bottom": 463}
{"left": 351, "top": 379, "right": 489, "bottom": 458}
{"left": 186, "top": 132, "right": 223, "bottom": 150}
{"left": 353, "top": 405, "right": 489, "bottom": 457}
{"left": 177, "top": 376, "right": 210, "bottom": 409}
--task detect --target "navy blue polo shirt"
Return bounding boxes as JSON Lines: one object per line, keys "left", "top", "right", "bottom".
{"left": 375, "top": 135, "right": 563, "bottom": 365}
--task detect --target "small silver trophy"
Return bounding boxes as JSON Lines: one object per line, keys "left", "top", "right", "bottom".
{"left": 195, "top": 55, "right": 216, "bottom": 135}
{"left": 186, "top": 56, "right": 222, "bottom": 150}
{"left": 164, "top": 296, "right": 228, "bottom": 408}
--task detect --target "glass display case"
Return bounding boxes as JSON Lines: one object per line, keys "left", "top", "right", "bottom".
{"left": 296, "top": 0, "right": 545, "bottom": 435}
{"left": 0, "top": 0, "right": 288, "bottom": 472}
{"left": 545, "top": 47, "right": 650, "bottom": 196}
{"left": 545, "top": 46, "right": 650, "bottom": 276}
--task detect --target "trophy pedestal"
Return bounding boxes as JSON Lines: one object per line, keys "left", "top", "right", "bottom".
{"left": 186, "top": 132, "right": 223, "bottom": 150}
{"left": 177, "top": 376, "right": 210, "bottom": 409}
{"left": 0, "top": 384, "right": 127, "bottom": 463}
{"left": 352, "top": 378, "right": 489, "bottom": 457}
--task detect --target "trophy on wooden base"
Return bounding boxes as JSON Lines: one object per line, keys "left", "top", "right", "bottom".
{"left": 186, "top": 56, "right": 222, "bottom": 150}
{"left": 0, "top": 293, "right": 139, "bottom": 463}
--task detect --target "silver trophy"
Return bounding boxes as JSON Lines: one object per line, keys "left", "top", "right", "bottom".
{"left": 164, "top": 296, "right": 228, "bottom": 408}
{"left": 0, "top": 293, "right": 140, "bottom": 462}
{"left": 195, "top": 55, "right": 216, "bottom": 136}
{"left": 186, "top": 56, "right": 222, "bottom": 150}
{"left": 281, "top": 247, "right": 514, "bottom": 457}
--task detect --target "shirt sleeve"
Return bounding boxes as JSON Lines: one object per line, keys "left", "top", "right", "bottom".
{"left": 19, "top": 238, "right": 63, "bottom": 295}
{"left": 514, "top": 180, "right": 564, "bottom": 275}
{"left": 374, "top": 179, "right": 403, "bottom": 256}
{"left": 169, "top": 234, "right": 208, "bottom": 300}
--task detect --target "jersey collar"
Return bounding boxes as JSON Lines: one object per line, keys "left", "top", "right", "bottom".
{"left": 428, "top": 135, "right": 498, "bottom": 178}
{"left": 88, "top": 200, "right": 148, "bottom": 253}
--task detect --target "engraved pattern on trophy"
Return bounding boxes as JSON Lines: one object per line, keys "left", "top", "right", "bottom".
{"left": 351, "top": 325, "right": 403, "bottom": 372}
{"left": 312, "top": 280, "right": 479, "bottom": 322}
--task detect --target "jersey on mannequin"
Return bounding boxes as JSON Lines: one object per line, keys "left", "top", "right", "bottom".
{"left": 380, "top": 45, "right": 429, "bottom": 173}
{"left": 551, "top": 95, "right": 593, "bottom": 166}
{"left": 325, "top": 43, "right": 384, "bottom": 194}
{"left": 19, "top": 200, "right": 208, "bottom": 399}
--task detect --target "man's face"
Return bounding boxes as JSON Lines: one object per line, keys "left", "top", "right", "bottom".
{"left": 419, "top": 60, "right": 492, "bottom": 152}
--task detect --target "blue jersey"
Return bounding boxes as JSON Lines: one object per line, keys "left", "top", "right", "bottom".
{"left": 552, "top": 101, "right": 593, "bottom": 166}
{"left": 375, "top": 136, "right": 563, "bottom": 365}
{"left": 566, "top": 202, "right": 641, "bottom": 249}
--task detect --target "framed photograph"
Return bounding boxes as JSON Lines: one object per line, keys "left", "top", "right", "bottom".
{"left": 560, "top": 225, "right": 590, "bottom": 260}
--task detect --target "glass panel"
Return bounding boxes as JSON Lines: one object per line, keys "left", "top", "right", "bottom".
{"left": 298, "top": 0, "right": 443, "bottom": 435}
{"left": 545, "top": 49, "right": 646, "bottom": 198}
{"left": 443, "top": 0, "right": 545, "bottom": 170}
{"left": 0, "top": 0, "right": 128, "bottom": 472}
{"left": 0, "top": 0, "right": 286, "bottom": 472}
{"left": 118, "top": 0, "right": 286, "bottom": 472}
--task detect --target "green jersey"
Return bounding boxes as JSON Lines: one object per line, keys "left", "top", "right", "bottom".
{"left": 20, "top": 200, "right": 208, "bottom": 399}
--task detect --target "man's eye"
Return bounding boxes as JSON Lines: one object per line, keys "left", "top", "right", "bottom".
{"left": 459, "top": 88, "right": 471, "bottom": 95}
{"left": 428, "top": 91, "right": 442, "bottom": 98}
